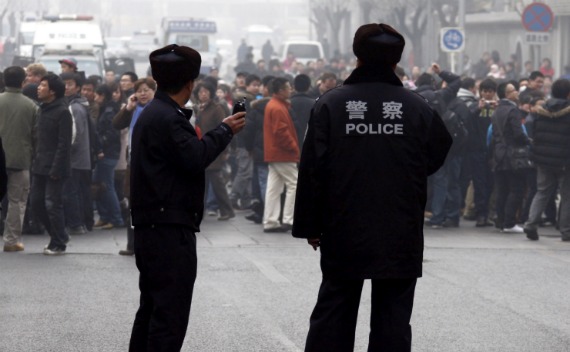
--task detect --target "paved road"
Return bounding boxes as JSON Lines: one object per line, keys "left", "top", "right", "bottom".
{"left": 1, "top": 211, "right": 569, "bottom": 352}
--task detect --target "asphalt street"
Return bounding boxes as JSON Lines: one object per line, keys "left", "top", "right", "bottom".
{"left": 1, "top": 210, "right": 569, "bottom": 352}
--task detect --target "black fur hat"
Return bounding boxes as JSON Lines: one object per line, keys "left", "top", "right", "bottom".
{"left": 352, "top": 23, "right": 405, "bottom": 66}
{"left": 149, "top": 44, "right": 201, "bottom": 88}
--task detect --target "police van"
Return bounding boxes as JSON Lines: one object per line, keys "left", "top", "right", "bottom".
{"left": 32, "top": 15, "right": 105, "bottom": 77}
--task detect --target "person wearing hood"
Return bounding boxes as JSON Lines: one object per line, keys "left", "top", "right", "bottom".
{"left": 524, "top": 79, "right": 570, "bottom": 242}
{"left": 31, "top": 73, "right": 73, "bottom": 255}
{"left": 292, "top": 23, "right": 452, "bottom": 352}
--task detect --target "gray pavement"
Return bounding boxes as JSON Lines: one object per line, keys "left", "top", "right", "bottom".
{"left": 1, "top": 212, "right": 570, "bottom": 352}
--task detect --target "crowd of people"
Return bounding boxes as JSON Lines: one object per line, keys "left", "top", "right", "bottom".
{"left": 0, "top": 43, "right": 569, "bottom": 256}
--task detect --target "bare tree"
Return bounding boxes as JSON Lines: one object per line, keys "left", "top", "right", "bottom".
{"left": 310, "top": 0, "right": 352, "bottom": 57}
{"left": 392, "top": 3, "right": 428, "bottom": 68}
{"left": 0, "top": 0, "right": 14, "bottom": 37}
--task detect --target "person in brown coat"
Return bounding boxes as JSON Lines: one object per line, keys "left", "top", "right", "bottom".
{"left": 194, "top": 81, "right": 235, "bottom": 220}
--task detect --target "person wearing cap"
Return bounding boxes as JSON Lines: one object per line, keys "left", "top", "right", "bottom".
{"left": 30, "top": 73, "right": 73, "bottom": 255}
{"left": 128, "top": 44, "right": 245, "bottom": 351}
{"left": 59, "top": 58, "right": 78, "bottom": 74}
{"left": 292, "top": 24, "right": 452, "bottom": 351}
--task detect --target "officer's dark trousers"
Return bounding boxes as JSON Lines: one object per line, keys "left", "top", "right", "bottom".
{"left": 129, "top": 225, "right": 197, "bottom": 352}
{"left": 305, "top": 278, "right": 417, "bottom": 352}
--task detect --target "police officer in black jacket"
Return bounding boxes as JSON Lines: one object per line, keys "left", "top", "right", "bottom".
{"left": 292, "top": 24, "right": 452, "bottom": 352}
{"left": 128, "top": 44, "right": 245, "bottom": 352}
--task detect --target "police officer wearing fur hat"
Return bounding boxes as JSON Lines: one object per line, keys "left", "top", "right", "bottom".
{"left": 292, "top": 24, "right": 452, "bottom": 351}
{"left": 128, "top": 44, "right": 245, "bottom": 351}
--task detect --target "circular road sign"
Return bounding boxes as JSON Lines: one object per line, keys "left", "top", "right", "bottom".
{"left": 440, "top": 27, "right": 465, "bottom": 52}
{"left": 522, "top": 3, "right": 554, "bottom": 32}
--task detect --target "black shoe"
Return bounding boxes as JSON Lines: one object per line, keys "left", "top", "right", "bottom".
{"left": 264, "top": 226, "right": 286, "bottom": 233}
{"left": 442, "top": 219, "right": 459, "bottom": 228}
{"left": 281, "top": 224, "right": 293, "bottom": 232}
{"left": 218, "top": 213, "right": 235, "bottom": 221}
{"left": 524, "top": 227, "right": 539, "bottom": 241}
{"left": 475, "top": 217, "right": 494, "bottom": 227}
{"left": 118, "top": 249, "right": 134, "bottom": 256}
{"left": 245, "top": 213, "right": 263, "bottom": 224}
{"left": 463, "top": 214, "right": 477, "bottom": 221}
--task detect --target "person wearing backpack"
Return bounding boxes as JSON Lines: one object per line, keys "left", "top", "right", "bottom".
{"left": 490, "top": 82, "right": 531, "bottom": 233}
{"left": 416, "top": 64, "right": 462, "bottom": 228}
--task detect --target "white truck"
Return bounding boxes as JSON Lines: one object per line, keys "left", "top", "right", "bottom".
{"left": 160, "top": 18, "right": 219, "bottom": 74}
{"left": 31, "top": 15, "right": 105, "bottom": 77}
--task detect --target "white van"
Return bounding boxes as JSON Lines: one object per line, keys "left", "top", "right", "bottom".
{"left": 279, "top": 40, "right": 324, "bottom": 65}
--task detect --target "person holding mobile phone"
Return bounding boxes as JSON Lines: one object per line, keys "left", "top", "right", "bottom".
{"left": 128, "top": 44, "right": 245, "bottom": 351}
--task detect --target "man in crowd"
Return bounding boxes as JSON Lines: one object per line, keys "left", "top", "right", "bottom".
{"left": 0, "top": 66, "right": 38, "bottom": 252}
{"left": 59, "top": 58, "right": 78, "bottom": 74}
{"left": 31, "top": 73, "right": 73, "bottom": 255}
{"left": 309, "top": 72, "right": 337, "bottom": 98}
{"left": 119, "top": 72, "right": 138, "bottom": 101}
{"left": 24, "top": 63, "right": 47, "bottom": 86}
{"left": 262, "top": 77, "right": 299, "bottom": 233}
{"left": 292, "top": 23, "right": 451, "bottom": 352}
{"left": 61, "top": 72, "right": 93, "bottom": 234}
{"left": 230, "top": 74, "right": 261, "bottom": 210}
{"left": 290, "top": 73, "right": 314, "bottom": 150}
{"left": 524, "top": 79, "right": 570, "bottom": 241}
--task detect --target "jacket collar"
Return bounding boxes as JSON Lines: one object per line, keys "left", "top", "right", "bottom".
{"left": 155, "top": 90, "right": 193, "bottom": 120}
{"left": 4, "top": 87, "right": 21, "bottom": 94}
{"left": 343, "top": 64, "right": 403, "bottom": 87}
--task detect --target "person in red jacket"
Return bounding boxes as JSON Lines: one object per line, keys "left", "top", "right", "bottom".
{"left": 262, "top": 77, "right": 299, "bottom": 232}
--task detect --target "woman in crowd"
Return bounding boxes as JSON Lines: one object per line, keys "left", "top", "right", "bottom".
{"left": 112, "top": 77, "right": 156, "bottom": 255}
{"left": 93, "top": 84, "right": 124, "bottom": 229}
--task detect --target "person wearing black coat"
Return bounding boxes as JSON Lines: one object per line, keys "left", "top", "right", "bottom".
{"left": 490, "top": 82, "right": 531, "bottom": 233}
{"left": 292, "top": 24, "right": 452, "bottom": 352}
{"left": 524, "top": 79, "right": 570, "bottom": 241}
{"left": 30, "top": 73, "right": 72, "bottom": 255}
{"left": 92, "top": 84, "right": 124, "bottom": 229}
{"left": 290, "top": 74, "right": 315, "bottom": 151}
{"left": 128, "top": 45, "right": 245, "bottom": 352}
{"left": 242, "top": 75, "right": 275, "bottom": 224}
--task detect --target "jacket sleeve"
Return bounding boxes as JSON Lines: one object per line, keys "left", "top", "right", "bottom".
{"left": 292, "top": 104, "right": 329, "bottom": 239}
{"left": 0, "top": 137, "right": 7, "bottom": 200}
{"left": 49, "top": 110, "right": 72, "bottom": 178}
{"left": 243, "top": 108, "right": 258, "bottom": 152}
{"left": 438, "top": 71, "right": 461, "bottom": 106}
{"left": 509, "top": 109, "right": 530, "bottom": 146}
{"left": 425, "top": 110, "right": 452, "bottom": 176}
{"left": 70, "top": 103, "right": 88, "bottom": 147}
{"left": 112, "top": 107, "right": 134, "bottom": 130}
{"left": 167, "top": 116, "right": 233, "bottom": 174}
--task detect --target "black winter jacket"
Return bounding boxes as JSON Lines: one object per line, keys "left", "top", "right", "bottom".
{"left": 491, "top": 99, "right": 530, "bottom": 171}
{"left": 292, "top": 65, "right": 452, "bottom": 280}
{"left": 290, "top": 92, "right": 315, "bottom": 150}
{"left": 97, "top": 102, "right": 122, "bottom": 160}
{"left": 243, "top": 97, "right": 270, "bottom": 163}
{"left": 130, "top": 91, "right": 233, "bottom": 231}
{"left": 531, "top": 98, "right": 570, "bottom": 168}
{"left": 414, "top": 70, "right": 461, "bottom": 114}
{"left": 32, "top": 98, "right": 72, "bottom": 179}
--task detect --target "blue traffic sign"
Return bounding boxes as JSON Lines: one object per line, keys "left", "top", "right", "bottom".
{"left": 522, "top": 3, "right": 554, "bottom": 32}
{"left": 441, "top": 28, "right": 464, "bottom": 52}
